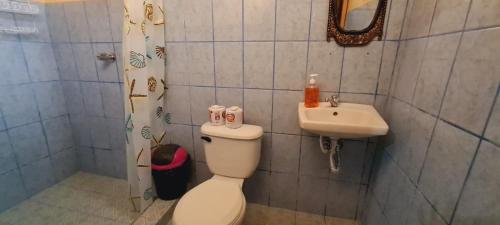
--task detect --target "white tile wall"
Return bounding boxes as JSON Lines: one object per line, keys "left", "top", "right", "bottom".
{"left": 276, "top": 0, "right": 311, "bottom": 41}
{"left": 365, "top": 0, "right": 500, "bottom": 224}
{"left": 243, "top": 42, "right": 274, "bottom": 89}
{"left": 63, "top": 2, "right": 91, "bottom": 42}
{"left": 162, "top": 0, "right": 403, "bottom": 219}
{"left": 244, "top": 0, "right": 276, "bottom": 41}
{"left": 274, "top": 42, "right": 308, "bottom": 90}
{"left": 214, "top": 42, "right": 243, "bottom": 87}
{"left": 213, "top": 0, "right": 242, "bottom": 41}
{"left": 465, "top": 0, "right": 500, "bottom": 29}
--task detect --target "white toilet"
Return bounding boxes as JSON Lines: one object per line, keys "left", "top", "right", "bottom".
{"left": 172, "top": 122, "right": 263, "bottom": 225}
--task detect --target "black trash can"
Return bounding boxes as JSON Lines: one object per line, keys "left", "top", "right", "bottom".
{"left": 151, "top": 144, "right": 191, "bottom": 200}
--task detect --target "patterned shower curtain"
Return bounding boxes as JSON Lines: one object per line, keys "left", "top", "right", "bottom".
{"left": 122, "top": 0, "right": 167, "bottom": 212}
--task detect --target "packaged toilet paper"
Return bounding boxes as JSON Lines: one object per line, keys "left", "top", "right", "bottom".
{"left": 208, "top": 105, "right": 226, "bottom": 126}
{"left": 225, "top": 106, "right": 243, "bottom": 129}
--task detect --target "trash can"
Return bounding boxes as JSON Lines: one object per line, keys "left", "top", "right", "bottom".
{"left": 151, "top": 144, "right": 191, "bottom": 200}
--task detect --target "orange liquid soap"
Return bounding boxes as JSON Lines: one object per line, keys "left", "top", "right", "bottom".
{"left": 304, "top": 74, "right": 320, "bottom": 108}
{"left": 305, "top": 87, "right": 319, "bottom": 108}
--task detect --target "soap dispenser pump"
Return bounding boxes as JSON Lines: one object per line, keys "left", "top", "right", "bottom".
{"left": 305, "top": 74, "right": 320, "bottom": 108}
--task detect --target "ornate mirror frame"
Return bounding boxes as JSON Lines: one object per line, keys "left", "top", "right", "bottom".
{"left": 327, "top": 0, "right": 388, "bottom": 46}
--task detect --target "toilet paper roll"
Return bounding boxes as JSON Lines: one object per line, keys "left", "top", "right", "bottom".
{"left": 208, "top": 105, "right": 226, "bottom": 126}
{"left": 225, "top": 106, "right": 243, "bottom": 129}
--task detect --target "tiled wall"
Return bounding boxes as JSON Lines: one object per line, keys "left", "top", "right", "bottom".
{"left": 44, "top": 0, "right": 127, "bottom": 179}
{"left": 363, "top": 0, "right": 500, "bottom": 224}
{"left": 0, "top": 5, "right": 78, "bottom": 212}
{"left": 163, "top": 0, "right": 407, "bottom": 219}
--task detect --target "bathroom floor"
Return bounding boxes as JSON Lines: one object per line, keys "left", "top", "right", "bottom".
{"left": 241, "top": 203, "right": 358, "bottom": 225}
{"left": 0, "top": 172, "right": 357, "bottom": 225}
{"left": 0, "top": 172, "right": 139, "bottom": 225}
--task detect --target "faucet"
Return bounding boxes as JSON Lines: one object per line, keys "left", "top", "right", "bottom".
{"left": 326, "top": 95, "right": 340, "bottom": 107}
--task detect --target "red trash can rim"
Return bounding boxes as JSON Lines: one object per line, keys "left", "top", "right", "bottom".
{"left": 151, "top": 147, "right": 188, "bottom": 171}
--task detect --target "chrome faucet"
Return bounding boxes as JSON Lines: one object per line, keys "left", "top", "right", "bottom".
{"left": 326, "top": 95, "right": 340, "bottom": 107}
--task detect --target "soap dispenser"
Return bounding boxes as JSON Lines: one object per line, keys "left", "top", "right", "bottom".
{"left": 305, "top": 74, "right": 320, "bottom": 108}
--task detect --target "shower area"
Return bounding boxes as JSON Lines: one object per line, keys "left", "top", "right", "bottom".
{"left": 0, "top": 0, "right": 137, "bottom": 224}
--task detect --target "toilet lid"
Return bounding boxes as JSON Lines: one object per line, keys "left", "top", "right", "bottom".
{"left": 173, "top": 179, "right": 245, "bottom": 225}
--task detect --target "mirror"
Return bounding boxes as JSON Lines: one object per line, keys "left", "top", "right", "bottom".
{"left": 327, "top": 0, "right": 387, "bottom": 46}
{"left": 336, "top": 0, "right": 379, "bottom": 31}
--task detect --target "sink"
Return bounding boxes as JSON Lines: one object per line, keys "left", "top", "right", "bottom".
{"left": 298, "top": 102, "right": 389, "bottom": 138}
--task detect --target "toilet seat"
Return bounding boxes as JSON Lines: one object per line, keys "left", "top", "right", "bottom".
{"left": 173, "top": 178, "right": 246, "bottom": 225}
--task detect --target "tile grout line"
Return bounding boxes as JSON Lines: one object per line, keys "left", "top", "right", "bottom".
{"left": 7, "top": 24, "right": 499, "bottom": 46}
{"left": 0, "top": 107, "right": 29, "bottom": 196}
{"left": 14, "top": 23, "right": 51, "bottom": 196}
{"left": 402, "top": 23, "right": 500, "bottom": 41}
{"left": 267, "top": 0, "right": 279, "bottom": 208}
{"left": 377, "top": 1, "right": 482, "bottom": 223}
{"left": 407, "top": 0, "right": 439, "bottom": 106}
{"left": 372, "top": 0, "right": 397, "bottom": 104}
{"left": 376, "top": 0, "right": 412, "bottom": 220}
{"left": 74, "top": 0, "right": 107, "bottom": 161}
{"left": 449, "top": 84, "right": 500, "bottom": 224}
{"left": 241, "top": 0, "right": 245, "bottom": 115}
{"left": 415, "top": 0, "right": 473, "bottom": 186}
{"left": 354, "top": 0, "right": 410, "bottom": 205}
{"left": 294, "top": 0, "right": 315, "bottom": 214}
{"left": 210, "top": 0, "right": 217, "bottom": 103}
{"left": 270, "top": 0, "right": 278, "bottom": 137}
{"left": 44, "top": 2, "right": 79, "bottom": 176}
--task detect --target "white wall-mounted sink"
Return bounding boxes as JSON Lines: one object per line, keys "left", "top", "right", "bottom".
{"left": 298, "top": 102, "right": 389, "bottom": 139}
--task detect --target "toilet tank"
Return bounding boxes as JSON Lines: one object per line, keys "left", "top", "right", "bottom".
{"left": 200, "top": 122, "right": 263, "bottom": 178}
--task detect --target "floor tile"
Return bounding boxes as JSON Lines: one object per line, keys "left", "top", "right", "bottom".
{"left": 0, "top": 172, "right": 135, "bottom": 225}
{"left": 296, "top": 211, "right": 326, "bottom": 225}
{"left": 325, "top": 216, "right": 358, "bottom": 225}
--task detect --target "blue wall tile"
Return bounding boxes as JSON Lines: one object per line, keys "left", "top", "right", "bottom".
{"left": 0, "top": 85, "right": 40, "bottom": 128}
{"left": 22, "top": 42, "right": 59, "bottom": 82}
{"left": 100, "top": 83, "right": 123, "bottom": 119}
{"left": 0, "top": 169, "right": 27, "bottom": 212}
{"left": 52, "top": 43, "right": 79, "bottom": 81}
{"left": 297, "top": 176, "right": 328, "bottom": 215}
{"left": 0, "top": 113, "right": 5, "bottom": 131}
{"left": 418, "top": 121, "right": 479, "bottom": 222}
{"left": 94, "top": 148, "right": 117, "bottom": 178}
{"left": 243, "top": 170, "right": 271, "bottom": 205}
{"left": 33, "top": 81, "right": 68, "bottom": 119}
{"left": 88, "top": 117, "right": 111, "bottom": 149}
{"left": 43, "top": 116, "right": 74, "bottom": 155}
{"left": 77, "top": 146, "right": 96, "bottom": 173}
{"left": 453, "top": 141, "right": 500, "bottom": 225}
{"left": 0, "top": 41, "right": 30, "bottom": 85}
{"left": 406, "top": 191, "right": 447, "bottom": 225}
{"left": 112, "top": 147, "right": 127, "bottom": 179}
{"left": 270, "top": 172, "right": 298, "bottom": 210}
{"left": 20, "top": 157, "right": 55, "bottom": 196}
{"left": 51, "top": 148, "right": 79, "bottom": 182}
{"left": 61, "top": 81, "right": 84, "bottom": 115}
{"left": 72, "top": 44, "right": 98, "bottom": 81}
{"left": 80, "top": 82, "right": 104, "bottom": 117}
{"left": 384, "top": 167, "right": 416, "bottom": 225}
{"left": 326, "top": 180, "right": 361, "bottom": 219}
{"left": 0, "top": 131, "right": 16, "bottom": 174}
{"left": 69, "top": 114, "right": 92, "bottom": 147}
{"left": 106, "top": 118, "right": 125, "bottom": 153}
{"left": 8, "top": 122, "right": 49, "bottom": 165}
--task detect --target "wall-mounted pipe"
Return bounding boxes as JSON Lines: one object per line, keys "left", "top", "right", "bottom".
{"left": 319, "top": 136, "right": 343, "bottom": 173}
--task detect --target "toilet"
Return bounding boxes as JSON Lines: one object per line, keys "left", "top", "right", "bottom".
{"left": 172, "top": 122, "right": 263, "bottom": 225}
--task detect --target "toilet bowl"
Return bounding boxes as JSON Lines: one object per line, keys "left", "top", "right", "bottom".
{"left": 172, "top": 175, "right": 246, "bottom": 225}
{"left": 172, "top": 122, "right": 263, "bottom": 225}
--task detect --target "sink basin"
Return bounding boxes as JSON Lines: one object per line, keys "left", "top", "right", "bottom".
{"left": 298, "top": 102, "right": 389, "bottom": 138}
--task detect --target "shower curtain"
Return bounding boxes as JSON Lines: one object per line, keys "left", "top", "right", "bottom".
{"left": 122, "top": 0, "right": 167, "bottom": 212}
